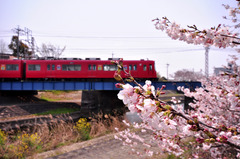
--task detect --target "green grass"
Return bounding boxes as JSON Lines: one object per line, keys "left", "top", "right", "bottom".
{"left": 39, "top": 90, "right": 75, "bottom": 101}
{"left": 36, "top": 107, "right": 80, "bottom": 115}
{"left": 44, "top": 90, "right": 73, "bottom": 95}
{"left": 40, "top": 97, "right": 60, "bottom": 102}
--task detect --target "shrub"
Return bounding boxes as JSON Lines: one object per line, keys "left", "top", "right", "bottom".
{"left": 0, "top": 129, "right": 7, "bottom": 146}
{"left": 74, "top": 118, "right": 91, "bottom": 140}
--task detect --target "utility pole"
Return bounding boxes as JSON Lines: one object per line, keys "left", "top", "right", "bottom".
{"left": 31, "top": 37, "right": 35, "bottom": 58}
{"left": 205, "top": 46, "right": 210, "bottom": 78}
{"left": 12, "top": 26, "right": 24, "bottom": 59}
{"left": 112, "top": 52, "right": 114, "bottom": 59}
{"left": 166, "top": 63, "right": 169, "bottom": 80}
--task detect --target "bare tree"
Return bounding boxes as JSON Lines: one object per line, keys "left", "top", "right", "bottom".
{"left": 0, "top": 39, "right": 9, "bottom": 53}
{"left": 38, "top": 43, "right": 66, "bottom": 58}
{"left": 170, "top": 69, "right": 204, "bottom": 81}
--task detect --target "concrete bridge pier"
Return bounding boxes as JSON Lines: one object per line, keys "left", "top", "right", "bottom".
{"left": 81, "top": 90, "right": 125, "bottom": 116}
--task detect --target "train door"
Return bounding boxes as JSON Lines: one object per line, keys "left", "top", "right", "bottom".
{"left": 88, "top": 64, "right": 96, "bottom": 78}
{"left": 47, "top": 63, "right": 55, "bottom": 78}
{"left": 23, "top": 61, "right": 26, "bottom": 80}
{"left": 148, "top": 64, "right": 154, "bottom": 77}
{"left": 133, "top": 63, "right": 138, "bottom": 77}
{"left": 143, "top": 63, "right": 154, "bottom": 77}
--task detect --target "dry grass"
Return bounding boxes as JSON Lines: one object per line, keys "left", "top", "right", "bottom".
{"left": 0, "top": 112, "right": 127, "bottom": 159}
{"left": 90, "top": 111, "right": 127, "bottom": 138}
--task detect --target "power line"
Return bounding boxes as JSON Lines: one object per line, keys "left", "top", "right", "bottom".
{"left": 33, "top": 35, "right": 169, "bottom": 39}
{"left": 65, "top": 48, "right": 204, "bottom": 53}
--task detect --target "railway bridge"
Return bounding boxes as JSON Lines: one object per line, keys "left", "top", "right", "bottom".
{"left": 0, "top": 81, "right": 201, "bottom": 113}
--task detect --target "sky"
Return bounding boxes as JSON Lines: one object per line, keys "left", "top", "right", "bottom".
{"left": 0, "top": 0, "right": 239, "bottom": 78}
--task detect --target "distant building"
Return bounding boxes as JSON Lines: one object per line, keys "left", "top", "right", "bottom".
{"left": 0, "top": 53, "right": 14, "bottom": 59}
{"left": 214, "top": 63, "right": 233, "bottom": 75}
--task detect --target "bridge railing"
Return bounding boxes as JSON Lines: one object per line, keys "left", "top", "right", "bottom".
{"left": 0, "top": 81, "right": 201, "bottom": 91}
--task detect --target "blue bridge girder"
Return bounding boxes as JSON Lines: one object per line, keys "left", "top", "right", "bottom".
{"left": 0, "top": 81, "right": 201, "bottom": 91}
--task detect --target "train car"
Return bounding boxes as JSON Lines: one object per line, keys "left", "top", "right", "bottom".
{"left": 24, "top": 58, "right": 157, "bottom": 81}
{"left": 121, "top": 60, "right": 156, "bottom": 80}
{"left": 0, "top": 59, "right": 23, "bottom": 81}
{"left": 0, "top": 58, "right": 157, "bottom": 81}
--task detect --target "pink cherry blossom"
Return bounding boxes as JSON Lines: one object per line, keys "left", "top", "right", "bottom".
{"left": 114, "top": 1, "right": 240, "bottom": 158}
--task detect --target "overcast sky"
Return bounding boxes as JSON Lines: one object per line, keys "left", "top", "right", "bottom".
{"left": 0, "top": 0, "right": 239, "bottom": 78}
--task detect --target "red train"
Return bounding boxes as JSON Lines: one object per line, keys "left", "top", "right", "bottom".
{"left": 0, "top": 58, "right": 157, "bottom": 81}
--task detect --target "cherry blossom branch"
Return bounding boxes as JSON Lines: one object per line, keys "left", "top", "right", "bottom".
{"left": 113, "top": 59, "right": 240, "bottom": 151}
{"left": 114, "top": 3, "right": 240, "bottom": 155}
{"left": 220, "top": 34, "right": 240, "bottom": 40}
{"left": 152, "top": 17, "right": 239, "bottom": 48}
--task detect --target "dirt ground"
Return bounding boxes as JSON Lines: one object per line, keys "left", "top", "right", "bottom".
{"left": 0, "top": 91, "right": 82, "bottom": 120}
{"left": 36, "top": 91, "right": 82, "bottom": 102}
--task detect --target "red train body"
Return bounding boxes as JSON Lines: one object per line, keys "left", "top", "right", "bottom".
{"left": 0, "top": 58, "right": 157, "bottom": 81}
{"left": 0, "top": 60, "right": 23, "bottom": 80}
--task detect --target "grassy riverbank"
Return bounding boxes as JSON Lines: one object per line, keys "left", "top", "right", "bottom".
{"left": 0, "top": 112, "right": 127, "bottom": 159}
{"left": 0, "top": 90, "right": 187, "bottom": 158}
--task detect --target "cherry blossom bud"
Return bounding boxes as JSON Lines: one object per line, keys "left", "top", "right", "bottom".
{"left": 189, "top": 125, "right": 198, "bottom": 131}
{"left": 114, "top": 72, "right": 124, "bottom": 83}
{"left": 216, "top": 135, "right": 228, "bottom": 143}
{"left": 187, "top": 120, "right": 194, "bottom": 125}
{"left": 209, "top": 138, "right": 216, "bottom": 143}
{"left": 218, "top": 124, "right": 227, "bottom": 131}
{"left": 155, "top": 101, "right": 160, "bottom": 107}
{"left": 134, "top": 88, "right": 140, "bottom": 94}
{"left": 196, "top": 138, "right": 204, "bottom": 144}
{"left": 115, "top": 83, "right": 123, "bottom": 89}
{"left": 161, "top": 85, "right": 166, "bottom": 90}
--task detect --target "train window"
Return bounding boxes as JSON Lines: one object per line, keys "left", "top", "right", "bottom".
{"left": 52, "top": 64, "right": 55, "bottom": 70}
{"left": 103, "top": 65, "right": 109, "bottom": 71}
{"left": 62, "top": 65, "right": 67, "bottom": 71}
{"left": 68, "top": 65, "right": 74, "bottom": 71}
{"left": 74, "top": 65, "right": 81, "bottom": 71}
{"left": 28, "top": 64, "right": 41, "bottom": 71}
{"left": 143, "top": 65, "right": 147, "bottom": 71}
{"left": 103, "top": 65, "right": 117, "bottom": 71}
{"left": 109, "top": 65, "right": 117, "bottom": 71}
{"left": 93, "top": 65, "right": 96, "bottom": 71}
{"left": 129, "top": 65, "right": 132, "bottom": 70}
{"left": 6, "top": 64, "right": 19, "bottom": 71}
{"left": 88, "top": 65, "right": 96, "bottom": 71}
{"left": 36, "top": 65, "right": 41, "bottom": 71}
{"left": 149, "top": 64, "right": 153, "bottom": 71}
{"left": 133, "top": 65, "right": 137, "bottom": 70}
{"left": 62, "top": 65, "right": 81, "bottom": 71}
{"left": 47, "top": 65, "right": 50, "bottom": 70}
